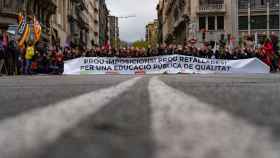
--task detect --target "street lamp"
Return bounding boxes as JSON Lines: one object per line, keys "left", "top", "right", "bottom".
{"left": 277, "top": 3, "right": 280, "bottom": 42}
{"left": 279, "top": 3, "right": 280, "bottom": 41}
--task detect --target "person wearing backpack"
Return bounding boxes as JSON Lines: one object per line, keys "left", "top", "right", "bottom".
{"left": 25, "top": 43, "right": 35, "bottom": 75}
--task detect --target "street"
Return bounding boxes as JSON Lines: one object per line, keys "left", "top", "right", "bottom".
{"left": 0, "top": 74, "right": 280, "bottom": 158}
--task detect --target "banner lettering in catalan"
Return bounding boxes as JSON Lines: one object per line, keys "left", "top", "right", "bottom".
{"left": 63, "top": 55, "right": 270, "bottom": 75}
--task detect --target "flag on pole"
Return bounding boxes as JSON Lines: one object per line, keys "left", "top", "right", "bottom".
{"left": 17, "top": 16, "right": 30, "bottom": 48}
{"left": 18, "top": 12, "right": 24, "bottom": 24}
{"left": 33, "top": 16, "right": 41, "bottom": 43}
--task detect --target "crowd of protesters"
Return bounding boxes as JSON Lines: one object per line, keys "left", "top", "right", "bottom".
{"left": 0, "top": 33, "right": 64, "bottom": 76}
{"left": 1, "top": 33, "right": 280, "bottom": 76}
{"left": 64, "top": 38, "right": 280, "bottom": 72}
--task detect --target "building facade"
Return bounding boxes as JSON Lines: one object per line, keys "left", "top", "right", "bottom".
{"left": 51, "top": 0, "right": 101, "bottom": 48}
{"left": 190, "top": 0, "right": 237, "bottom": 42}
{"left": 87, "top": 0, "right": 99, "bottom": 47}
{"left": 51, "top": 0, "right": 69, "bottom": 48}
{"left": 158, "top": 0, "right": 280, "bottom": 45}
{"left": 0, "top": 0, "right": 57, "bottom": 44}
{"left": 157, "top": 0, "right": 236, "bottom": 44}
{"left": 238, "top": 0, "right": 280, "bottom": 39}
{"left": 1, "top": 0, "right": 109, "bottom": 48}
{"left": 146, "top": 20, "right": 158, "bottom": 48}
{"left": 99, "top": 0, "right": 109, "bottom": 46}
{"left": 67, "top": 0, "right": 89, "bottom": 48}
{"left": 0, "top": 0, "right": 24, "bottom": 30}
{"left": 108, "top": 15, "right": 119, "bottom": 48}
{"left": 157, "top": 0, "right": 190, "bottom": 44}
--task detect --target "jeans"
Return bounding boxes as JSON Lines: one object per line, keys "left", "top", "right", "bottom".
{"left": 0, "top": 59, "right": 4, "bottom": 74}
{"left": 25, "top": 60, "right": 32, "bottom": 75}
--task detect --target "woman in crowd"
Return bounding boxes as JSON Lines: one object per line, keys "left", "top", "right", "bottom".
{"left": 1, "top": 36, "right": 279, "bottom": 75}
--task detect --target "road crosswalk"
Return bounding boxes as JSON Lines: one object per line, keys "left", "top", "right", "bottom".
{"left": 0, "top": 76, "right": 279, "bottom": 158}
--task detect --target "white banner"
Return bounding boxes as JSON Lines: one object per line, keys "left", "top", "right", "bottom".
{"left": 63, "top": 55, "right": 270, "bottom": 75}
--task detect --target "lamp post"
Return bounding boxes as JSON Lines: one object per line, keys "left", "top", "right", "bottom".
{"left": 266, "top": 2, "right": 270, "bottom": 38}
{"left": 277, "top": 3, "right": 280, "bottom": 42}
{"left": 277, "top": 3, "right": 280, "bottom": 52}
{"left": 248, "top": 2, "right": 251, "bottom": 36}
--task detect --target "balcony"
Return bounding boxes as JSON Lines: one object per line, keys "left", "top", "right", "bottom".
{"left": 0, "top": 0, "right": 20, "bottom": 16}
{"left": 78, "top": 11, "right": 88, "bottom": 25}
{"left": 198, "top": 3, "right": 226, "bottom": 14}
{"left": 239, "top": 3, "right": 280, "bottom": 12}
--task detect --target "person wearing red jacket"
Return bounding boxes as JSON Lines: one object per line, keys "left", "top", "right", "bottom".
{"left": 56, "top": 50, "right": 64, "bottom": 74}
{"left": 262, "top": 39, "right": 275, "bottom": 71}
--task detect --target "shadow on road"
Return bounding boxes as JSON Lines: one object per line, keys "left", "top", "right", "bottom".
{"left": 38, "top": 77, "right": 156, "bottom": 158}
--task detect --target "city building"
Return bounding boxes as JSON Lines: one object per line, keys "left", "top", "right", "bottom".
{"left": 0, "top": 0, "right": 24, "bottom": 31}
{"left": 157, "top": 0, "right": 235, "bottom": 44}
{"left": 52, "top": 0, "right": 100, "bottom": 48}
{"left": 99, "top": 0, "right": 109, "bottom": 46}
{"left": 108, "top": 15, "right": 119, "bottom": 48}
{"left": 51, "top": 0, "right": 69, "bottom": 48}
{"left": 188, "top": 0, "right": 237, "bottom": 43}
{"left": 157, "top": 0, "right": 164, "bottom": 44}
{"left": 238, "top": 0, "right": 280, "bottom": 40}
{"left": 146, "top": 20, "right": 158, "bottom": 48}
{"left": 158, "top": 0, "right": 280, "bottom": 45}
{"left": 0, "top": 0, "right": 57, "bottom": 44}
{"left": 87, "top": 0, "right": 100, "bottom": 47}
{"left": 1, "top": 0, "right": 111, "bottom": 48}
{"left": 157, "top": 0, "right": 190, "bottom": 44}
{"left": 68, "top": 0, "right": 89, "bottom": 48}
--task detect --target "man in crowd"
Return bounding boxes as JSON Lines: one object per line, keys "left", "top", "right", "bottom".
{"left": 25, "top": 43, "right": 35, "bottom": 75}
{"left": 0, "top": 34, "right": 6, "bottom": 76}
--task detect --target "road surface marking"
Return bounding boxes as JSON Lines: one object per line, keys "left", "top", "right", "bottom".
{"left": 0, "top": 77, "right": 142, "bottom": 158}
{"left": 149, "top": 77, "right": 279, "bottom": 158}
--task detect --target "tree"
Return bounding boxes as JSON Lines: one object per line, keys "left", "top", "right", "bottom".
{"left": 132, "top": 40, "right": 149, "bottom": 48}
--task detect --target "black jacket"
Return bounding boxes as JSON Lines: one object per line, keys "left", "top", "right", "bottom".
{"left": 0, "top": 43, "right": 6, "bottom": 59}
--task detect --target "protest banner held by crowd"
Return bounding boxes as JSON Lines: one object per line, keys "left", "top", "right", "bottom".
{"left": 0, "top": 32, "right": 280, "bottom": 76}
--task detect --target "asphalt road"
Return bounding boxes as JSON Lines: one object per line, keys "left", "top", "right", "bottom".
{"left": 0, "top": 74, "right": 280, "bottom": 158}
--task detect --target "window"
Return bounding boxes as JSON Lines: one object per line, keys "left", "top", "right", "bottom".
{"left": 217, "top": 16, "right": 224, "bottom": 30}
{"left": 270, "top": 15, "right": 279, "bottom": 29}
{"left": 199, "top": 17, "right": 206, "bottom": 30}
{"left": 239, "top": 15, "right": 279, "bottom": 30}
{"left": 208, "top": 16, "right": 215, "bottom": 30}
{"left": 251, "top": 16, "right": 266, "bottom": 30}
{"left": 239, "top": 16, "right": 248, "bottom": 30}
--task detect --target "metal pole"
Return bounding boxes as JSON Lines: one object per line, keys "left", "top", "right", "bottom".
{"left": 248, "top": 2, "right": 251, "bottom": 36}
{"left": 267, "top": 2, "right": 270, "bottom": 38}
{"left": 279, "top": 2, "right": 280, "bottom": 41}
{"left": 235, "top": 0, "right": 239, "bottom": 46}
{"left": 236, "top": 0, "right": 239, "bottom": 39}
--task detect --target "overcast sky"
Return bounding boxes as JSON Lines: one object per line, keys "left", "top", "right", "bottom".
{"left": 106, "top": 0, "right": 158, "bottom": 42}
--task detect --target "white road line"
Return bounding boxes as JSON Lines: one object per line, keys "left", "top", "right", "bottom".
{"left": 0, "top": 77, "right": 142, "bottom": 158}
{"left": 149, "top": 77, "right": 280, "bottom": 158}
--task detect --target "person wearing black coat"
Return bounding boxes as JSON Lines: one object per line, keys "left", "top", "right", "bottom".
{"left": 0, "top": 35, "right": 7, "bottom": 75}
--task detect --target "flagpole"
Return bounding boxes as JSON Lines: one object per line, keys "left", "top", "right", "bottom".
{"left": 248, "top": 2, "right": 251, "bottom": 36}
{"left": 278, "top": 2, "right": 280, "bottom": 41}
{"left": 267, "top": 2, "right": 270, "bottom": 38}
